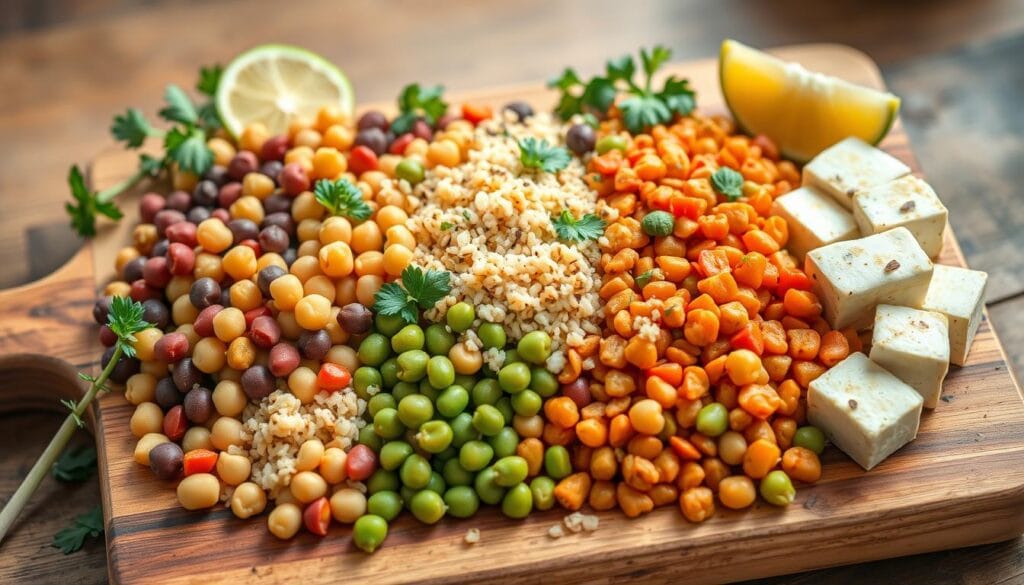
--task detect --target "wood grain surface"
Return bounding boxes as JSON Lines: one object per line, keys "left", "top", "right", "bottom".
{"left": 1, "top": 44, "right": 1022, "bottom": 584}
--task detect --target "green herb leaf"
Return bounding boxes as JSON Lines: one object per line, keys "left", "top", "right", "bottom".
{"left": 373, "top": 265, "right": 452, "bottom": 324}
{"left": 314, "top": 178, "right": 372, "bottom": 221}
{"left": 548, "top": 68, "right": 582, "bottom": 91}
{"left": 711, "top": 167, "right": 744, "bottom": 201}
{"left": 393, "top": 83, "right": 448, "bottom": 133}
{"left": 519, "top": 138, "right": 571, "bottom": 174}
{"left": 551, "top": 210, "right": 606, "bottom": 243}
{"left": 581, "top": 78, "right": 617, "bottom": 113}
{"left": 658, "top": 76, "right": 696, "bottom": 116}
{"left": 53, "top": 505, "right": 103, "bottom": 554}
{"left": 164, "top": 126, "right": 213, "bottom": 175}
{"left": 641, "top": 46, "right": 672, "bottom": 84}
{"left": 107, "top": 296, "right": 149, "bottom": 359}
{"left": 605, "top": 55, "right": 636, "bottom": 83}
{"left": 53, "top": 445, "right": 97, "bottom": 483}
{"left": 138, "top": 153, "right": 164, "bottom": 176}
{"left": 440, "top": 221, "right": 454, "bottom": 231}
{"left": 197, "top": 64, "right": 223, "bottom": 97}
{"left": 65, "top": 165, "right": 123, "bottom": 237}
{"left": 635, "top": 270, "right": 655, "bottom": 289}
{"left": 158, "top": 84, "right": 199, "bottom": 126}
{"left": 554, "top": 93, "right": 583, "bottom": 121}
{"left": 619, "top": 94, "right": 671, "bottom": 134}
{"left": 111, "top": 108, "right": 157, "bottom": 149}
{"left": 374, "top": 282, "right": 418, "bottom": 324}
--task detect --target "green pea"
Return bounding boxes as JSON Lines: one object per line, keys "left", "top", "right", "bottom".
{"left": 474, "top": 466, "right": 507, "bottom": 505}
{"left": 517, "top": 331, "right": 552, "bottom": 365}
{"left": 416, "top": 420, "right": 454, "bottom": 453}
{"left": 529, "top": 476, "right": 556, "bottom": 511}
{"left": 399, "top": 454, "right": 432, "bottom": 489}
{"left": 397, "top": 394, "right": 434, "bottom": 429}
{"left": 436, "top": 385, "right": 470, "bottom": 418}
{"left": 425, "top": 471, "right": 446, "bottom": 495}
{"left": 366, "top": 469, "right": 400, "bottom": 494}
{"left": 487, "top": 427, "right": 519, "bottom": 459}
{"left": 389, "top": 382, "right": 415, "bottom": 403}
{"left": 449, "top": 412, "right": 478, "bottom": 448}
{"left": 400, "top": 486, "right": 417, "bottom": 511}
{"left": 492, "top": 456, "right": 529, "bottom": 487}
{"left": 417, "top": 380, "right": 441, "bottom": 402}
{"left": 696, "top": 402, "right": 729, "bottom": 437}
{"left": 596, "top": 134, "right": 628, "bottom": 154}
{"left": 472, "top": 379, "right": 503, "bottom": 406}
{"left": 367, "top": 491, "right": 403, "bottom": 522}
{"left": 511, "top": 389, "right": 542, "bottom": 416}
{"left": 477, "top": 322, "right": 507, "bottom": 350}
{"left": 444, "top": 486, "right": 480, "bottom": 518}
{"left": 495, "top": 397, "right": 515, "bottom": 425}
{"left": 760, "top": 470, "right": 796, "bottom": 507}
{"left": 410, "top": 489, "right": 446, "bottom": 524}
{"left": 498, "top": 362, "right": 531, "bottom": 393}
{"left": 367, "top": 393, "right": 396, "bottom": 418}
{"left": 503, "top": 348, "right": 522, "bottom": 364}
{"left": 472, "top": 404, "right": 505, "bottom": 436}
{"left": 425, "top": 324, "right": 456, "bottom": 356}
{"left": 358, "top": 426, "right": 383, "bottom": 452}
{"left": 454, "top": 374, "right": 476, "bottom": 389}
{"left": 446, "top": 302, "right": 475, "bottom": 332}
{"left": 353, "top": 514, "right": 388, "bottom": 553}
{"left": 501, "top": 483, "right": 533, "bottom": 519}
{"left": 427, "top": 356, "right": 456, "bottom": 390}
{"left": 442, "top": 458, "right": 474, "bottom": 487}
{"left": 434, "top": 445, "right": 458, "bottom": 463}
{"left": 659, "top": 415, "right": 678, "bottom": 441}
{"left": 373, "top": 408, "right": 406, "bottom": 440}
{"left": 459, "top": 440, "right": 494, "bottom": 471}
{"left": 354, "top": 366, "right": 383, "bottom": 399}
{"left": 544, "top": 445, "right": 572, "bottom": 479}
{"left": 529, "top": 368, "right": 558, "bottom": 397}
{"left": 793, "top": 426, "right": 827, "bottom": 455}
{"left": 379, "top": 358, "right": 400, "bottom": 388}
{"left": 392, "top": 324, "right": 425, "bottom": 353}
{"left": 396, "top": 349, "right": 429, "bottom": 382}
{"left": 379, "top": 440, "right": 414, "bottom": 471}
{"left": 396, "top": 158, "right": 425, "bottom": 185}
{"left": 375, "top": 313, "right": 406, "bottom": 336}
{"left": 357, "top": 333, "right": 391, "bottom": 367}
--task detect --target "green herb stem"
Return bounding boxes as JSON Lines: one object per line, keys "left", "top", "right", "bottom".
{"left": 0, "top": 346, "right": 120, "bottom": 545}
{"left": 96, "top": 164, "right": 156, "bottom": 204}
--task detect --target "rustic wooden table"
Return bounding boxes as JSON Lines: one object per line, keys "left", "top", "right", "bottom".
{"left": 1, "top": 0, "right": 1023, "bottom": 583}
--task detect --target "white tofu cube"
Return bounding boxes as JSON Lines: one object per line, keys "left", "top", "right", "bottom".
{"left": 920, "top": 264, "right": 989, "bottom": 366}
{"left": 805, "top": 227, "right": 933, "bottom": 330}
{"left": 869, "top": 305, "right": 950, "bottom": 409}
{"left": 852, "top": 175, "right": 948, "bottom": 258}
{"left": 808, "top": 352, "right": 923, "bottom": 470}
{"left": 803, "top": 137, "right": 911, "bottom": 209}
{"left": 772, "top": 186, "right": 859, "bottom": 261}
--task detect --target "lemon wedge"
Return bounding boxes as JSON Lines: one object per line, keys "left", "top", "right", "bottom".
{"left": 719, "top": 39, "right": 899, "bottom": 163}
{"left": 216, "top": 44, "right": 354, "bottom": 137}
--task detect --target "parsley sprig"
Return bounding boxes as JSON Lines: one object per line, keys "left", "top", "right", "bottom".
{"left": 0, "top": 297, "right": 148, "bottom": 546}
{"left": 549, "top": 45, "right": 696, "bottom": 134}
{"left": 711, "top": 167, "right": 744, "bottom": 201}
{"left": 53, "top": 445, "right": 98, "bottom": 483}
{"left": 391, "top": 83, "right": 448, "bottom": 134}
{"left": 314, "top": 178, "right": 373, "bottom": 221}
{"left": 519, "top": 138, "right": 571, "bottom": 174}
{"left": 374, "top": 265, "right": 452, "bottom": 324}
{"left": 551, "top": 210, "right": 606, "bottom": 243}
{"left": 52, "top": 505, "right": 104, "bottom": 555}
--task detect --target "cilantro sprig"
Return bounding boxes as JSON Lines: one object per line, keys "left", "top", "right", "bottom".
{"left": 374, "top": 265, "right": 452, "bottom": 324}
{"left": 711, "top": 167, "right": 744, "bottom": 201}
{"left": 314, "top": 178, "right": 373, "bottom": 221}
{"left": 551, "top": 210, "right": 606, "bottom": 243}
{"left": 519, "top": 138, "right": 571, "bottom": 174}
{"left": 549, "top": 45, "right": 696, "bottom": 134}
{"left": 391, "top": 83, "right": 448, "bottom": 134}
{"left": 0, "top": 297, "right": 148, "bottom": 546}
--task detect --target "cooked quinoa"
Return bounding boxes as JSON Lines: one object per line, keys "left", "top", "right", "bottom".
{"left": 410, "top": 111, "right": 602, "bottom": 350}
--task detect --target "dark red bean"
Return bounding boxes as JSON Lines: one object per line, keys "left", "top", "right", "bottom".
{"left": 142, "top": 256, "right": 172, "bottom": 288}
{"left": 98, "top": 325, "right": 117, "bottom": 347}
{"left": 218, "top": 182, "right": 243, "bottom": 208}
{"left": 167, "top": 242, "right": 195, "bottom": 276}
{"left": 259, "top": 160, "right": 283, "bottom": 181}
{"left": 139, "top": 193, "right": 166, "bottom": 223}
{"left": 261, "top": 135, "right": 290, "bottom": 161}
{"left": 298, "top": 329, "right": 331, "bottom": 360}
{"left": 219, "top": 287, "right": 232, "bottom": 308}
{"left": 348, "top": 145, "right": 378, "bottom": 176}
{"left": 250, "top": 315, "right": 282, "bottom": 349}
{"left": 165, "top": 190, "right": 192, "bottom": 212}
{"left": 262, "top": 212, "right": 294, "bottom": 235}
{"left": 203, "top": 165, "right": 229, "bottom": 186}
{"left": 141, "top": 299, "right": 170, "bottom": 329}
{"left": 153, "top": 209, "right": 186, "bottom": 238}
{"left": 239, "top": 239, "right": 261, "bottom": 256}
{"left": 337, "top": 303, "right": 373, "bottom": 335}
{"left": 129, "top": 279, "right": 162, "bottom": 302}
{"left": 243, "top": 306, "right": 272, "bottom": 328}
{"left": 192, "top": 180, "right": 219, "bottom": 207}
{"left": 165, "top": 221, "right": 198, "bottom": 247}
{"left": 357, "top": 110, "right": 389, "bottom": 131}
{"left": 411, "top": 119, "right": 433, "bottom": 141}
{"left": 183, "top": 387, "right": 214, "bottom": 424}
{"left": 193, "top": 304, "right": 223, "bottom": 337}
{"left": 345, "top": 444, "right": 378, "bottom": 481}
{"left": 257, "top": 266, "right": 287, "bottom": 297}
{"left": 565, "top": 123, "right": 596, "bottom": 155}
{"left": 162, "top": 405, "right": 188, "bottom": 441}
{"left": 186, "top": 207, "right": 211, "bottom": 224}
{"left": 189, "top": 278, "right": 221, "bottom": 310}
{"left": 388, "top": 133, "right": 414, "bottom": 156}
{"left": 504, "top": 101, "right": 534, "bottom": 122}
{"left": 93, "top": 296, "right": 113, "bottom": 324}
{"left": 172, "top": 358, "right": 204, "bottom": 392}
{"left": 263, "top": 194, "right": 291, "bottom": 216}
{"left": 155, "top": 377, "right": 183, "bottom": 409}
{"left": 258, "top": 225, "right": 290, "bottom": 254}
{"left": 269, "top": 343, "right": 301, "bottom": 377}
{"left": 435, "top": 113, "right": 460, "bottom": 130}
{"left": 149, "top": 442, "right": 184, "bottom": 480}
{"left": 123, "top": 257, "right": 146, "bottom": 283}
{"left": 228, "top": 151, "right": 259, "bottom": 180}
{"left": 354, "top": 128, "right": 387, "bottom": 156}
{"left": 102, "top": 346, "right": 139, "bottom": 384}
{"left": 278, "top": 163, "right": 310, "bottom": 197}
{"left": 228, "top": 219, "right": 259, "bottom": 244}
{"left": 211, "top": 208, "right": 231, "bottom": 222}
{"left": 241, "top": 365, "right": 276, "bottom": 400}
{"left": 561, "top": 377, "right": 592, "bottom": 409}
{"left": 154, "top": 332, "right": 190, "bottom": 362}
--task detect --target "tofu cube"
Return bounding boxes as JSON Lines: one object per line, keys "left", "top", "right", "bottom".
{"left": 803, "top": 137, "right": 911, "bottom": 209}
{"left": 852, "top": 175, "right": 948, "bottom": 258}
{"left": 772, "top": 186, "right": 859, "bottom": 261}
{"left": 869, "top": 305, "right": 950, "bottom": 409}
{"left": 808, "top": 352, "right": 923, "bottom": 470}
{"left": 920, "top": 264, "right": 989, "bottom": 366}
{"left": 805, "top": 227, "right": 933, "bottom": 330}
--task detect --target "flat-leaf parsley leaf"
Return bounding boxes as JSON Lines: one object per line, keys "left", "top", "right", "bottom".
{"left": 374, "top": 265, "right": 452, "bottom": 324}
{"left": 392, "top": 83, "right": 448, "bottom": 134}
{"left": 314, "top": 178, "right": 373, "bottom": 221}
{"left": 711, "top": 167, "right": 744, "bottom": 201}
{"left": 519, "top": 138, "right": 571, "bottom": 173}
{"left": 52, "top": 505, "right": 103, "bottom": 554}
{"left": 551, "top": 210, "right": 606, "bottom": 243}
{"left": 53, "top": 445, "right": 97, "bottom": 483}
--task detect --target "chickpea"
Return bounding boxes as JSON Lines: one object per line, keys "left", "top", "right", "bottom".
{"left": 782, "top": 446, "right": 822, "bottom": 483}
{"left": 210, "top": 417, "right": 244, "bottom": 451}
{"left": 628, "top": 399, "right": 665, "bottom": 435}
{"left": 239, "top": 122, "right": 269, "bottom": 153}
{"left": 718, "top": 431, "right": 748, "bottom": 466}
{"left": 296, "top": 439, "right": 326, "bottom": 472}
{"left": 290, "top": 470, "right": 328, "bottom": 503}
{"left": 213, "top": 307, "right": 247, "bottom": 343}
{"left": 242, "top": 172, "right": 275, "bottom": 199}
{"left": 196, "top": 218, "right": 233, "bottom": 253}
{"left": 230, "top": 482, "right": 268, "bottom": 519}
{"left": 268, "top": 503, "right": 303, "bottom": 540}
{"left": 171, "top": 168, "right": 198, "bottom": 192}
{"left": 354, "top": 251, "right": 385, "bottom": 277}
{"left": 141, "top": 359, "right": 170, "bottom": 378}
{"left": 270, "top": 274, "right": 304, "bottom": 311}
{"left": 130, "top": 402, "right": 164, "bottom": 438}
{"left": 448, "top": 343, "right": 483, "bottom": 375}
{"left": 426, "top": 139, "right": 461, "bottom": 167}
{"left": 319, "top": 447, "right": 348, "bottom": 484}
{"left": 293, "top": 128, "right": 322, "bottom": 150}
{"left": 208, "top": 137, "right": 236, "bottom": 167}
{"left": 351, "top": 221, "right": 383, "bottom": 254}
{"left": 375, "top": 205, "right": 408, "bottom": 233}
{"left": 194, "top": 253, "right": 225, "bottom": 281}
{"left": 680, "top": 486, "right": 715, "bottom": 523}
{"left": 230, "top": 196, "right": 265, "bottom": 224}
{"left": 324, "top": 345, "right": 359, "bottom": 374}
{"left": 355, "top": 275, "right": 383, "bottom": 306}
{"left": 294, "top": 294, "right": 332, "bottom": 330}
{"left": 322, "top": 124, "right": 354, "bottom": 151}
{"left": 291, "top": 191, "right": 323, "bottom": 222}
{"left": 335, "top": 276, "right": 358, "bottom": 306}
{"left": 230, "top": 280, "right": 263, "bottom": 312}
{"left": 223, "top": 246, "right": 258, "bottom": 281}
{"left": 125, "top": 373, "right": 157, "bottom": 405}
{"left": 318, "top": 242, "right": 354, "bottom": 278}
{"left": 165, "top": 275, "right": 194, "bottom": 302}
{"left": 298, "top": 240, "right": 321, "bottom": 258}
{"left": 216, "top": 452, "right": 253, "bottom": 486}
{"left": 212, "top": 380, "right": 247, "bottom": 417}
{"left": 257, "top": 253, "right": 287, "bottom": 273}
{"left": 182, "top": 426, "right": 213, "bottom": 452}
{"left": 277, "top": 311, "right": 303, "bottom": 340}
{"left": 177, "top": 473, "right": 221, "bottom": 510}
{"left": 226, "top": 338, "right": 257, "bottom": 370}
{"left": 133, "top": 433, "right": 169, "bottom": 465}
{"left": 312, "top": 147, "right": 347, "bottom": 179}
{"left": 172, "top": 295, "right": 199, "bottom": 326}
{"left": 329, "top": 488, "right": 366, "bottom": 523}
{"left": 319, "top": 216, "right": 352, "bottom": 245}
{"left": 290, "top": 256, "right": 322, "bottom": 282}
{"left": 385, "top": 225, "right": 416, "bottom": 250}
{"left": 718, "top": 476, "right": 757, "bottom": 510}
{"left": 105, "top": 281, "right": 132, "bottom": 297}
{"left": 288, "top": 366, "right": 319, "bottom": 404}
{"left": 193, "top": 337, "right": 227, "bottom": 373}
{"left": 133, "top": 224, "right": 158, "bottom": 255}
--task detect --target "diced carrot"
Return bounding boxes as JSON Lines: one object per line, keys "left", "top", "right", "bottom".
{"left": 733, "top": 252, "right": 767, "bottom": 288}
{"left": 731, "top": 322, "right": 765, "bottom": 355}
{"left": 460, "top": 103, "right": 493, "bottom": 125}
{"left": 697, "top": 249, "right": 731, "bottom": 277}
{"left": 183, "top": 449, "right": 218, "bottom": 476}
{"left": 647, "top": 362, "right": 683, "bottom": 386}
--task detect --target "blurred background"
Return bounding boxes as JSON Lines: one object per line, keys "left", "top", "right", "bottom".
{"left": 1, "top": 0, "right": 1022, "bottom": 583}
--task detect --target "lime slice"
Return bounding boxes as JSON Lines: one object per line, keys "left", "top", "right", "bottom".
{"left": 216, "top": 44, "right": 354, "bottom": 137}
{"left": 719, "top": 39, "right": 899, "bottom": 163}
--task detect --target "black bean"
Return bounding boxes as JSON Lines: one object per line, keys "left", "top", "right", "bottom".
{"left": 338, "top": 303, "right": 373, "bottom": 335}
{"left": 93, "top": 296, "right": 113, "bottom": 325}
{"left": 355, "top": 128, "right": 388, "bottom": 156}
{"left": 155, "top": 376, "right": 183, "bottom": 409}
{"left": 203, "top": 165, "right": 229, "bottom": 187}
{"left": 263, "top": 194, "right": 291, "bottom": 215}
{"left": 262, "top": 211, "right": 294, "bottom": 235}
{"left": 141, "top": 299, "right": 170, "bottom": 329}
{"left": 282, "top": 248, "right": 297, "bottom": 267}
{"left": 259, "top": 160, "right": 283, "bottom": 182}
{"left": 228, "top": 151, "right": 259, "bottom": 181}
{"left": 150, "top": 239, "right": 170, "bottom": 260}
{"left": 566, "top": 124, "right": 596, "bottom": 155}
{"left": 193, "top": 180, "right": 219, "bottom": 207}
{"left": 165, "top": 190, "right": 192, "bottom": 213}
{"left": 183, "top": 386, "right": 214, "bottom": 423}
{"left": 123, "top": 257, "right": 146, "bottom": 283}
{"left": 357, "top": 110, "right": 389, "bottom": 131}
{"left": 256, "top": 266, "right": 287, "bottom": 298}
{"left": 504, "top": 101, "right": 534, "bottom": 122}
{"left": 149, "top": 442, "right": 184, "bottom": 480}
{"left": 220, "top": 287, "right": 232, "bottom": 307}
{"left": 228, "top": 218, "right": 259, "bottom": 244}
{"left": 186, "top": 207, "right": 211, "bottom": 224}
{"left": 241, "top": 365, "right": 276, "bottom": 400}
{"left": 153, "top": 210, "right": 186, "bottom": 239}
{"left": 189, "top": 277, "right": 221, "bottom": 310}
{"left": 101, "top": 346, "right": 140, "bottom": 384}
{"left": 172, "top": 358, "right": 203, "bottom": 392}
{"left": 258, "top": 225, "right": 290, "bottom": 254}
{"left": 298, "top": 329, "right": 331, "bottom": 360}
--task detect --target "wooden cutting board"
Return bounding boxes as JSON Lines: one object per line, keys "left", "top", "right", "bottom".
{"left": 1, "top": 44, "right": 1022, "bottom": 584}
